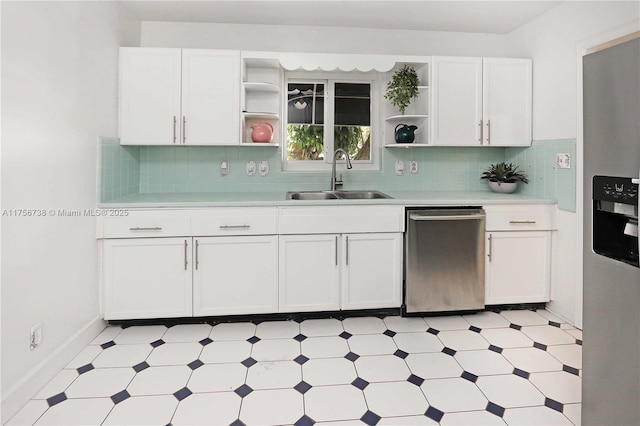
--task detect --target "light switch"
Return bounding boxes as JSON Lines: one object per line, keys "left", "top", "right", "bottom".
{"left": 246, "top": 160, "right": 256, "bottom": 176}
{"left": 556, "top": 153, "right": 571, "bottom": 169}
{"left": 395, "top": 160, "right": 405, "bottom": 176}
{"left": 220, "top": 160, "right": 229, "bottom": 175}
{"left": 259, "top": 160, "right": 269, "bottom": 176}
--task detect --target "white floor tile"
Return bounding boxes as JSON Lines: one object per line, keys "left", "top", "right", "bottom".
{"left": 199, "top": 340, "right": 252, "bottom": 364}
{"left": 355, "top": 355, "right": 411, "bottom": 382}
{"left": 405, "top": 353, "right": 463, "bottom": 379}
{"left": 171, "top": 392, "right": 241, "bottom": 426}
{"left": 499, "top": 310, "right": 549, "bottom": 326}
{"left": 210, "top": 322, "right": 256, "bottom": 341}
{"left": 187, "top": 363, "right": 247, "bottom": 393}
{"left": 529, "top": 371, "right": 582, "bottom": 404}
{"left": 301, "top": 336, "right": 350, "bottom": 358}
{"left": 424, "top": 315, "right": 470, "bottom": 331}
{"left": 393, "top": 332, "right": 443, "bottom": 353}
{"left": 161, "top": 323, "right": 212, "bottom": 343}
{"left": 127, "top": 365, "right": 191, "bottom": 396}
{"left": 440, "top": 410, "right": 507, "bottom": 425}
{"left": 342, "top": 316, "right": 387, "bottom": 334}
{"left": 480, "top": 328, "right": 534, "bottom": 349}
{"left": 250, "top": 338, "right": 300, "bottom": 361}
{"left": 304, "top": 385, "right": 367, "bottom": 422}
{"left": 33, "top": 370, "right": 78, "bottom": 399}
{"left": 547, "top": 344, "right": 582, "bottom": 369}
{"left": 89, "top": 326, "right": 122, "bottom": 345}
{"left": 476, "top": 375, "right": 546, "bottom": 408}
{"left": 365, "top": 381, "right": 428, "bottom": 417}
{"left": 64, "top": 367, "right": 135, "bottom": 398}
{"left": 521, "top": 326, "right": 576, "bottom": 346}
{"left": 146, "top": 342, "right": 202, "bottom": 366}
{"left": 113, "top": 325, "right": 168, "bottom": 344}
{"left": 91, "top": 344, "right": 153, "bottom": 368}
{"left": 102, "top": 395, "right": 178, "bottom": 425}
{"left": 378, "top": 415, "right": 438, "bottom": 425}
{"left": 347, "top": 334, "right": 397, "bottom": 356}
{"left": 64, "top": 346, "right": 102, "bottom": 369}
{"left": 437, "top": 330, "right": 490, "bottom": 350}
{"left": 563, "top": 403, "right": 581, "bottom": 426}
{"left": 299, "top": 318, "right": 344, "bottom": 337}
{"left": 454, "top": 350, "right": 514, "bottom": 376}
{"left": 463, "top": 311, "right": 511, "bottom": 329}
{"left": 536, "top": 309, "right": 565, "bottom": 323}
{"left": 383, "top": 316, "right": 429, "bottom": 333}
{"left": 564, "top": 328, "right": 582, "bottom": 340}
{"left": 239, "top": 388, "right": 304, "bottom": 425}
{"left": 255, "top": 320, "right": 300, "bottom": 339}
{"left": 33, "top": 398, "right": 113, "bottom": 425}
{"left": 421, "top": 377, "right": 488, "bottom": 412}
{"left": 5, "top": 400, "right": 49, "bottom": 426}
{"left": 502, "top": 406, "right": 574, "bottom": 425}
{"left": 303, "top": 358, "right": 357, "bottom": 386}
{"left": 245, "top": 360, "right": 301, "bottom": 390}
{"left": 501, "top": 347, "right": 563, "bottom": 373}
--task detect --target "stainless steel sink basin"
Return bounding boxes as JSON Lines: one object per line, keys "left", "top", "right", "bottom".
{"left": 286, "top": 190, "right": 392, "bottom": 200}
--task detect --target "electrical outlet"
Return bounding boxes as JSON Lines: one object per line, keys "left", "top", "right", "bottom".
{"left": 220, "top": 160, "right": 229, "bottom": 176}
{"left": 246, "top": 160, "right": 256, "bottom": 176}
{"left": 30, "top": 323, "right": 42, "bottom": 350}
{"left": 259, "top": 160, "right": 269, "bottom": 176}
{"left": 410, "top": 161, "right": 418, "bottom": 174}
{"left": 556, "top": 153, "right": 571, "bottom": 169}
{"left": 395, "top": 160, "right": 405, "bottom": 176}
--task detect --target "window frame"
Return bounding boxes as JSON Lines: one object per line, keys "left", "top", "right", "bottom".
{"left": 282, "top": 70, "right": 382, "bottom": 172}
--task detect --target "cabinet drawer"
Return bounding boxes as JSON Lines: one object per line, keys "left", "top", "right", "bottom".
{"left": 192, "top": 207, "right": 277, "bottom": 236}
{"left": 100, "top": 211, "right": 191, "bottom": 238}
{"left": 484, "top": 204, "right": 556, "bottom": 231}
{"left": 279, "top": 205, "right": 404, "bottom": 234}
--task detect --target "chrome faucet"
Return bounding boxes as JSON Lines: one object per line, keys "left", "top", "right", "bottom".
{"left": 330, "top": 148, "right": 352, "bottom": 191}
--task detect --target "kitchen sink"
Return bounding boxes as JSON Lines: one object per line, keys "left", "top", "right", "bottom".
{"left": 286, "top": 190, "right": 392, "bottom": 200}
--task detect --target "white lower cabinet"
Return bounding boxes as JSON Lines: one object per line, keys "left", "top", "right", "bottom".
{"left": 103, "top": 238, "right": 193, "bottom": 320}
{"left": 485, "top": 231, "right": 552, "bottom": 305}
{"left": 193, "top": 236, "right": 278, "bottom": 316}
{"left": 279, "top": 233, "right": 402, "bottom": 313}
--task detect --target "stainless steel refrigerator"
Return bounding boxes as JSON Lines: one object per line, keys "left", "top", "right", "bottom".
{"left": 582, "top": 37, "right": 640, "bottom": 425}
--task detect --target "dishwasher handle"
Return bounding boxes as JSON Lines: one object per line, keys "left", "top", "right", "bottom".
{"left": 409, "top": 212, "right": 485, "bottom": 221}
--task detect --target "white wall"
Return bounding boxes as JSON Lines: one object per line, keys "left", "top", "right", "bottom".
{"left": 505, "top": 1, "right": 640, "bottom": 326}
{"left": 140, "top": 21, "right": 509, "bottom": 57}
{"left": 0, "top": 1, "right": 140, "bottom": 421}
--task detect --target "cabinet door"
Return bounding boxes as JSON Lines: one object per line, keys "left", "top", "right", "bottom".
{"left": 482, "top": 58, "right": 532, "bottom": 146}
{"left": 341, "top": 233, "right": 402, "bottom": 310}
{"left": 431, "top": 56, "right": 483, "bottom": 146}
{"left": 103, "top": 238, "right": 192, "bottom": 320}
{"left": 193, "top": 236, "right": 278, "bottom": 316}
{"left": 485, "top": 231, "right": 551, "bottom": 305}
{"left": 119, "top": 48, "right": 182, "bottom": 145}
{"left": 279, "top": 234, "right": 340, "bottom": 312}
{"left": 182, "top": 49, "right": 240, "bottom": 145}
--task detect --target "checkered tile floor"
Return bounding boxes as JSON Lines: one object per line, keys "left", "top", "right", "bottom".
{"left": 8, "top": 309, "right": 582, "bottom": 425}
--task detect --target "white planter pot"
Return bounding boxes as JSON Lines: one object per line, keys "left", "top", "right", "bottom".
{"left": 488, "top": 181, "right": 517, "bottom": 194}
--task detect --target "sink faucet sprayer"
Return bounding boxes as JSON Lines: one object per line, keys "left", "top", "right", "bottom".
{"left": 331, "top": 148, "right": 352, "bottom": 191}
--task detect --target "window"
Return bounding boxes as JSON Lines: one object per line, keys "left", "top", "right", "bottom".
{"left": 284, "top": 72, "right": 380, "bottom": 171}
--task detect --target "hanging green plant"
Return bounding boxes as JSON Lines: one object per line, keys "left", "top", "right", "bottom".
{"left": 384, "top": 65, "right": 420, "bottom": 115}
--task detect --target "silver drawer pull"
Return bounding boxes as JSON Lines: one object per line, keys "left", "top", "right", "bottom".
{"left": 509, "top": 220, "right": 537, "bottom": 224}
{"left": 219, "top": 225, "right": 251, "bottom": 230}
{"left": 129, "top": 227, "right": 163, "bottom": 231}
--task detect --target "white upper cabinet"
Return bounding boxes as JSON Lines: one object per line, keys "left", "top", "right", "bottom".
{"left": 119, "top": 48, "right": 240, "bottom": 145}
{"left": 431, "top": 56, "right": 532, "bottom": 146}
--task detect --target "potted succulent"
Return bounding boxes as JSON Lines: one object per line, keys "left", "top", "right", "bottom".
{"left": 384, "top": 65, "right": 420, "bottom": 115}
{"left": 481, "top": 162, "right": 529, "bottom": 194}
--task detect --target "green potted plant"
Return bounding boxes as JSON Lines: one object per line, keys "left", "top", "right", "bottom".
{"left": 384, "top": 65, "right": 420, "bottom": 115}
{"left": 481, "top": 162, "right": 529, "bottom": 193}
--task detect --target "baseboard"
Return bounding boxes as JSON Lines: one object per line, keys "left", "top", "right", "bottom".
{"left": 1, "top": 316, "right": 106, "bottom": 424}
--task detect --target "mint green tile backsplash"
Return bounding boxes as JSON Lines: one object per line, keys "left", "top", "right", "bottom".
{"left": 99, "top": 138, "right": 576, "bottom": 211}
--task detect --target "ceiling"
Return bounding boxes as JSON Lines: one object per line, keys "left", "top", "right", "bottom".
{"left": 118, "top": 1, "right": 563, "bottom": 34}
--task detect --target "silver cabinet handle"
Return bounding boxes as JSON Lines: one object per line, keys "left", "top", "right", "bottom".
{"left": 129, "top": 227, "right": 162, "bottom": 231}
{"left": 182, "top": 116, "right": 186, "bottom": 144}
{"left": 184, "top": 240, "right": 188, "bottom": 270}
{"left": 219, "top": 225, "right": 251, "bottom": 230}
{"left": 335, "top": 236, "right": 338, "bottom": 266}
{"left": 345, "top": 236, "right": 349, "bottom": 266}
{"left": 486, "top": 119, "right": 491, "bottom": 145}
{"left": 509, "top": 220, "right": 537, "bottom": 224}
{"left": 173, "top": 116, "right": 177, "bottom": 144}
{"left": 488, "top": 234, "right": 493, "bottom": 262}
{"left": 195, "top": 240, "right": 199, "bottom": 270}
{"left": 478, "top": 120, "right": 483, "bottom": 143}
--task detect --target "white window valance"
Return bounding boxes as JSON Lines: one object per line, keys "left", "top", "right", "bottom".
{"left": 277, "top": 53, "right": 397, "bottom": 72}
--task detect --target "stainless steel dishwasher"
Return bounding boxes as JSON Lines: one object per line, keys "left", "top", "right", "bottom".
{"left": 404, "top": 208, "right": 486, "bottom": 314}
